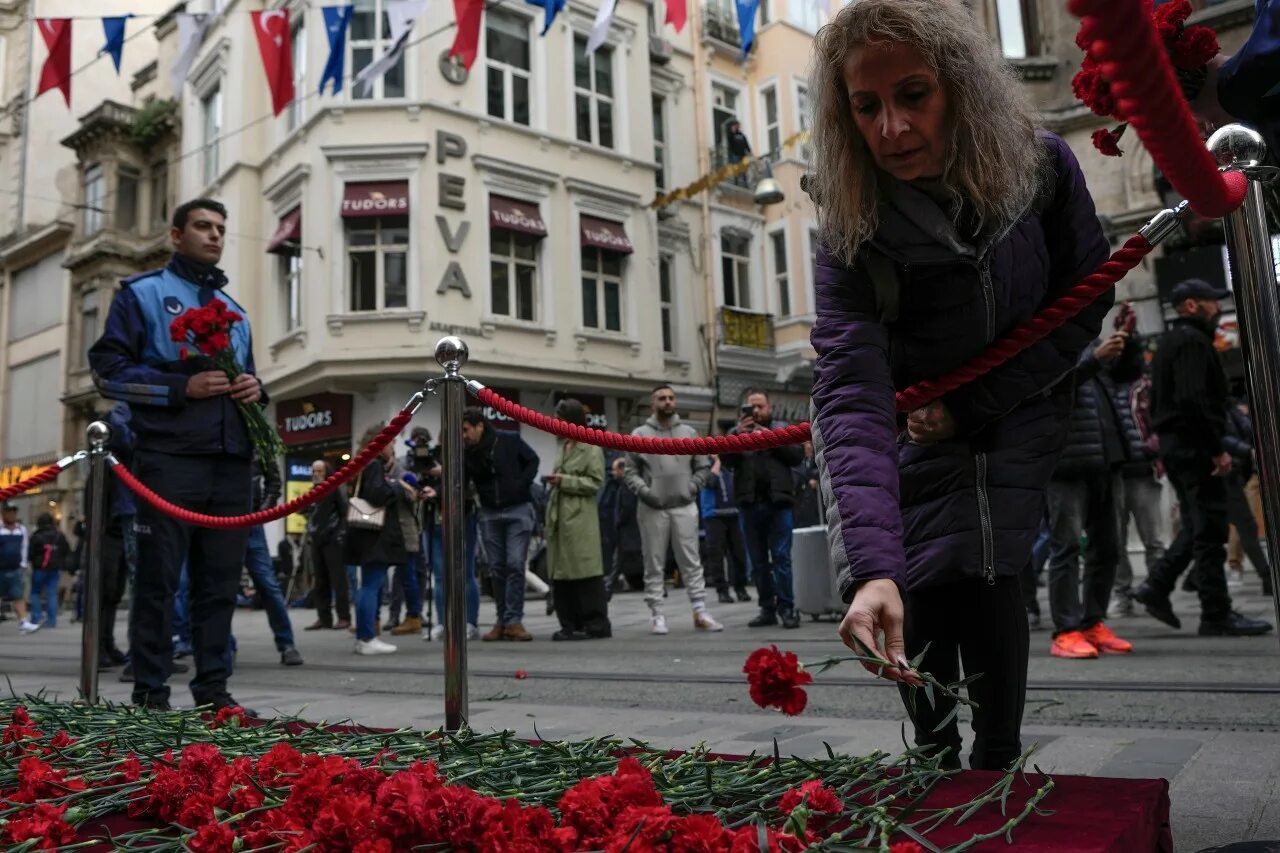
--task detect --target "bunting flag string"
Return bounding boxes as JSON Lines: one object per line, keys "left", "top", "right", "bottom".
{"left": 665, "top": 0, "right": 688, "bottom": 33}
{"left": 319, "top": 5, "right": 355, "bottom": 95}
{"left": 526, "top": 0, "right": 566, "bottom": 36}
{"left": 35, "top": 19, "right": 72, "bottom": 106}
{"left": 648, "top": 130, "right": 811, "bottom": 209}
{"left": 171, "top": 12, "right": 211, "bottom": 96}
{"left": 100, "top": 16, "right": 129, "bottom": 73}
{"left": 251, "top": 10, "right": 296, "bottom": 116}
{"left": 448, "top": 0, "right": 486, "bottom": 69}
{"left": 587, "top": 0, "right": 618, "bottom": 53}
{"left": 353, "top": 0, "right": 426, "bottom": 97}
{"left": 735, "top": 0, "right": 759, "bottom": 59}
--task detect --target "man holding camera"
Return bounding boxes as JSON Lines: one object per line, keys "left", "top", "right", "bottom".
{"left": 624, "top": 385, "right": 724, "bottom": 635}
{"left": 721, "top": 390, "right": 805, "bottom": 629}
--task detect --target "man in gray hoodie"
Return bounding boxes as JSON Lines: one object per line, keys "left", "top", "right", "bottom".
{"left": 624, "top": 385, "right": 724, "bottom": 635}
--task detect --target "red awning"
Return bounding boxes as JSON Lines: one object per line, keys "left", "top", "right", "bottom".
{"left": 266, "top": 207, "right": 302, "bottom": 255}
{"left": 490, "top": 195, "right": 547, "bottom": 237}
{"left": 341, "top": 181, "right": 409, "bottom": 218}
{"left": 580, "top": 215, "right": 634, "bottom": 254}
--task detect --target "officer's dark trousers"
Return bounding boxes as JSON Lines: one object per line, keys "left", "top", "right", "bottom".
{"left": 130, "top": 451, "right": 250, "bottom": 706}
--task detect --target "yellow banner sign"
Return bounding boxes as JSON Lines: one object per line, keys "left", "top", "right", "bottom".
{"left": 285, "top": 480, "right": 310, "bottom": 535}
{"left": 720, "top": 307, "right": 773, "bottom": 350}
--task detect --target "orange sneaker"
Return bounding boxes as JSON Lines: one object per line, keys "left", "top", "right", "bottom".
{"left": 1050, "top": 631, "right": 1099, "bottom": 659}
{"left": 1082, "top": 622, "right": 1133, "bottom": 654}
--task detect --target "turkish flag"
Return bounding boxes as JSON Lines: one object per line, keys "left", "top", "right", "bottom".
{"left": 251, "top": 10, "right": 294, "bottom": 117}
{"left": 664, "top": 0, "right": 687, "bottom": 33}
{"left": 449, "top": 0, "right": 485, "bottom": 70}
{"left": 36, "top": 19, "right": 72, "bottom": 106}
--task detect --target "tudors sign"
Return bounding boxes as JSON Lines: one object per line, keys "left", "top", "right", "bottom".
{"left": 275, "top": 392, "right": 354, "bottom": 447}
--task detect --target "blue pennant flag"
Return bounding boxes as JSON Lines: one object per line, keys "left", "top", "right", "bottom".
{"left": 735, "top": 0, "right": 760, "bottom": 59}
{"left": 319, "top": 4, "right": 355, "bottom": 95}
{"left": 101, "top": 15, "right": 130, "bottom": 73}
{"left": 525, "top": 0, "right": 566, "bottom": 36}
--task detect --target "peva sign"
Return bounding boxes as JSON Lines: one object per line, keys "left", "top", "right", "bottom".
{"left": 275, "top": 392, "right": 354, "bottom": 447}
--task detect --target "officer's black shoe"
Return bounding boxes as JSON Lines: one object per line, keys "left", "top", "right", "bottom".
{"left": 748, "top": 611, "right": 778, "bottom": 628}
{"left": 1133, "top": 583, "right": 1181, "bottom": 630}
{"left": 202, "top": 693, "right": 259, "bottom": 719}
{"left": 280, "top": 646, "right": 304, "bottom": 666}
{"left": 1198, "top": 611, "right": 1274, "bottom": 636}
{"left": 780, "top": 609, "right": 802, "bottom": 629}
{"left": 551, "top": 629, "right": 588, "bottom": 641}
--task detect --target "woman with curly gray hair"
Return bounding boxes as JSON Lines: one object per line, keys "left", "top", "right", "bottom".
{"left": 808, "top": 0, "right": 1111, "bottom": 769}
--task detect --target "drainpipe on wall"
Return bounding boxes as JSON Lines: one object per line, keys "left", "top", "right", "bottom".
{"left": 689, "top": 7, "right": 719, "bottom": 429}
{"left": 14, "top": 17, "right": 34, "bottom": 232}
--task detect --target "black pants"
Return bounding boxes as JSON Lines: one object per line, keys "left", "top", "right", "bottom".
{"left": 312, "top": 538, "right": 350, "bottom": 624}
{"left": 1045, "top": 475, "right": 1120, "bottom": 635}
{"left": 898, "top": 576, "right": 1029, "bottom": 771}
{"left": 702, "top": 516, "right": 749, "bottom": 593}
{"left": 99, "top": 529, "right": 129, "bottom": 656}
{"left": 1227, "top": 473, "right": 1272, "bottom": 587}
{"left": 130, "top": 451, "right": 251, "bottom": 706}
{"left": 1146, "top": 449, "right": 1232, "bottom": 621}
{"left": 552, "top": 576, "right": 611, "bottom": 636}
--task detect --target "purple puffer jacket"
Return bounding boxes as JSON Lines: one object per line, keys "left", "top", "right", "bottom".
{"left": 811, "top": 132, "right": 1111, "bottom": 597}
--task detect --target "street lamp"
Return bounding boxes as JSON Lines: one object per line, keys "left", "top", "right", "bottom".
{"left": 753, "top": 160, "right": 784, "bottom": 206}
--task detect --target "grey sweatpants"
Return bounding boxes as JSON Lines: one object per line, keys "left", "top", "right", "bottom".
{"left": 637, "top": 502, "right": 707, "bottom": 614}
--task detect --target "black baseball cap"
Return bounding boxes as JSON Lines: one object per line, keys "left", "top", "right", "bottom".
{"left": 1171, "top": 278, "right": 1229, "bottom": 303}
{"left": 1, "top": 503, "right": 16, "bottom": 511}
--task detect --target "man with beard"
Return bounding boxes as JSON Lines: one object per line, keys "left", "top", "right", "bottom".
{"left": 1134, "top": 279, "right": 1272, "bottom": 636}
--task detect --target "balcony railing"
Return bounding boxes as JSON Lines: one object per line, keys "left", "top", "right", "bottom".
{"left": 702, "top": 6, "right": 740, "bottom": 47}
{"left": 718, "top": 306, "right": 774, "bottom": 350}
{"left": 708, "top": 147, "right": 764, "bottom": 192}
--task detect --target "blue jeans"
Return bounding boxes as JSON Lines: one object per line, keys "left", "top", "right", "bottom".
{"left": 356, "top": 562, "right": 391, "bottom": 641}
{"left": 394, "top": 552, "right": 424, "bottom": 619}
{"left": 741, "top": 504, "right": 795, "bottom": 614}
{"left": 245, "top": 526, "right": 295, "bottom": 650}
{"left": 430, "top": 516, "right": 480, "bottom": 627}
{"left": 346, "top": 565, "right": 359, "bottom": 608}
{"left": 173, "top": 561, "right": 192, "bottom": 653}
{"left": 29, "top": 570, "right": 60, "bottom": 627}
{"left": 477, "top": 504, "right": 535, "bottom": 626}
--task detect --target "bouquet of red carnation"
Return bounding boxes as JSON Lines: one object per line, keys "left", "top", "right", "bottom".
{"left": 170, "top": 298, "right": 286, "bottom": 462}
{"left": 1073, "top": 0, "right": 1219, "bottom": 157}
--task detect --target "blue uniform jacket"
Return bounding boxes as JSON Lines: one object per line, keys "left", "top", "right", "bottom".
{"left": 87, "top": 258, "right": 264, "bottom": 458}
{"left": 1219, "top": 0, "right": 1280, "bottom": 154}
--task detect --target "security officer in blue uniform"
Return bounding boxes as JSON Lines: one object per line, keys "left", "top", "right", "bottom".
{"left": 88, "top": 198, "right": 263, "bottom": 712}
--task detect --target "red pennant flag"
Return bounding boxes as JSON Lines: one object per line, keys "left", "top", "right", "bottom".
{"left": 36, "top": 19, "right": 72, "bottom": 106}
{"left": 664, "top": 0, "right": 687, "bottom": 33}
{"left": 251, "top": 10, "right": 295, "bottom": 117}
{"left": 449, "top": 0, "right": 485, "bottom": 70}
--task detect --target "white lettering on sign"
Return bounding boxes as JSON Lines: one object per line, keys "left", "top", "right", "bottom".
{"left": 493, "top": 209, "right": 544, "bottom": 232}
{"left": 341, "top": 195, "right": 408, "bottom": 214}
{"left": 284, "top": 410, "right": 334, "bottom": 433}
{"left": 288, "top": 463, "right": 312, "bottom": 478}
{"left": 587, "top": 413, "right": 607, "bottom": 429}
{"left": 483, "top": 405, "right": 515, "bottom": 423}
{"left": 584, "top": 226, "right": 630, "bottom": 251}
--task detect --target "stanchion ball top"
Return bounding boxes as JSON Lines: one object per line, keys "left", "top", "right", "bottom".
{"left": 1207, "top": 124, "right": 1266, "bottom": 170}
{"left": 435, "top": 336, "right": 470, "bottom": 372}
{"left": 86, "top": 421, "right": 111, "bottom": 450}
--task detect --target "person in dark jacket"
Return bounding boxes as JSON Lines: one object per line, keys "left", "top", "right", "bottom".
{"left": 344, "top": 423, "right": 415, "bottom": 654}
{"left": 1192, "top": 0, "right": 1279, "bottom": 164}
{"left": 90, "top": 403, "right": 136, "bottom": 667}
{"left": 462, "top": 407, "right": 540, "bottom": 641}
{"left": 86, "top": 198, "right": 263, "bottom": 713}
{"left": 1135, "top": 280, "right": 1272, "bottom": 636}
{"left": 1221, "top": 399, "right": 1273, "bottom": 595}
{"left": 793, "top": 442, "right": 822, "bottom": 529}
{"left": 808, "top": 0, "right": 1113, "bottom": 770}
{"left": 1043, "top": 333, "right": 1135, "bottom": 659}
{"left": 722, "top": 390, "right": 804, "bottom": 627}
{"left": 243, "top": 458, "right": 302, "bottom": 666}
{"left": 725, "top": 120, "right": 752, "bottom": 162}
{"left": 610, "top": 464, "right": 644, "bottom": 592}
{"left": 305, "top": 459, "right": 351, "bottom": 629}
{"left": 699, "top": 456, "right": 752, "bottom": 604}
{"left": 27, "top": 513, "right": 70, "bottom": 629}
{"left": 598, "top": 458, "right": 625, "bottom": 576}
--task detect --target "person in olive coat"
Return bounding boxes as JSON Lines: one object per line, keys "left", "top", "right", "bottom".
{"left": 545, "top": 399, "right": 612, "bottom": 640}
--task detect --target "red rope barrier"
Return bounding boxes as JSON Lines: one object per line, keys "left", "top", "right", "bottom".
{"left": 0, "top": 463, "right": 64, "bottom": 504}
{"left": 473, "top": 233, "right": 1156, "bottom": 452}
{"left": 109, "top": 408, "right": 416, "bottom": 529}
{"left": 1068, "top": 0, "right": 1246, "bottom": 219}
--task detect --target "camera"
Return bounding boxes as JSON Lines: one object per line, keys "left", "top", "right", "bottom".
{"left": 405, "top": 431, "right": 437, "bottom": 475}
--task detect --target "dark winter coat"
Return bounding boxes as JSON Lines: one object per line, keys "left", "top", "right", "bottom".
{"left": 28, "top": 520, "right": 70, "bottom": 572}
{"left": 343, "top": 456, "right": 410, "bottom": 566}
{"left": 464, "top": 428, "right": 539, "bottom": 510}
{"left": 1223, "top": 404, "right": 1256, "bottom": 481}
{"left": 721, "top": 421, "right": 805, "bottom": 507}
{"left": 1053, "top": 349, "right": 1138, "bottom": 478}
{"left": 1150, "top": 317, "right": 1229, "bottom": 456}
{"left": 307, "top": 486, "right": 348, "bottom": 548}
{"left": 811, "top": 131, "right": 1111, "bottom": 597}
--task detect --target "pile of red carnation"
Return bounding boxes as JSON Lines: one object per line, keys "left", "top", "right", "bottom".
{"left": 1072, "top": 0, "right": 1219, "bottom": 156}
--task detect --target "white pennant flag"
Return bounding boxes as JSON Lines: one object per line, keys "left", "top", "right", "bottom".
{"left": 587, "top": 0, "right": 618, "bottom": 54}
{"left": 353, "top": 0, "right": 427, "bottom": 97}
{"left": 171, "top": 13, "right": 211, "bottom": 96}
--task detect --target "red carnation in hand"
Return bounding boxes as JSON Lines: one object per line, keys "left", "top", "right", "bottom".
{"left": 1092, "top": 127, "right": 1126, "bottom": 157}
{"left": 1172, "top": 26, "right": 1219, "bottom": 69}
{"left": 744, "top": 646, "right": 813, "bottom": 716}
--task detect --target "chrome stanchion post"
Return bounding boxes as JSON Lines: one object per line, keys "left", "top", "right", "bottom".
{"left": 1208, "top": 125, "right": 1280, "bottom": 633}
{"left": 79, "top": 421, "right": 110, "bottom": 703}
{"left": 435, "top": 336, "right": 470, "bottom": 731}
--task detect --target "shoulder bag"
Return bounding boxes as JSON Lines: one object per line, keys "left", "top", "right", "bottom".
{"left": 346, "top": 470, "right": 386, "bottom": 531}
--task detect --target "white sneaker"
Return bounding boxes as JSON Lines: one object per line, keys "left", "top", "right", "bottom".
{"left": 354, "top": 637, "right": 397, "bottom": 655}
{"left": 651, "top": 614, "right": 669, "bottom": 635}
{"left": 467, "top": 624, "right": 481, "bottom": 640}
{"left": 693, "top": 610, "right": 724, "bottom": 632}
{"left": 427, "top": 624, "right": 446, "bottom": 641}
{"left": 18, "top": 620, "right": 39, "bottom": 635}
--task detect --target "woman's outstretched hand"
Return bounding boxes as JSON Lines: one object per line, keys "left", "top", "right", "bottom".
{"left": 838, "top": 578, "right": 922, "bottom": 687}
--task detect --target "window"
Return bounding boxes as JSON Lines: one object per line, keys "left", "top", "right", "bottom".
{"left": 760, "top": 85, "right": 780, "bottom": 157}
{"left": 9, "top": 254, "right": 65, "bottom": 341}
{"left": 995, "top": 0, "right": 1038, "bottom": 58}
{"left": 200, "top": 86, "right": 222, "bottom": 186}
{"left": 287, "top": 17, "right": 307, "bottom": 130}
{"left": 279, "top": 254, "right": 303, "bottom": 332}
{"left": 770, "top": 230, "right": 790, "bottom": 317}
{"left": 721, "top": 232, "right": 751, "bottom": 309}
{"left": 788, "top": 0, "right": 826, "bottom": 33}
{"left": 581, "top": 247, "right": 623, "bottom": 332}
{"left": 79, "top": 290, "right": 99, "bottom": 366}
{"left": 351, "top": 0, "right": 406, "bottom": 100}
{"left": 150, "top": 160, "right": 169, "bottom": 230}
{"left": 490, "top": 230, "right": 538, "bottom": 321}
{"left": 4, "top": 355, "right": 60, "bottom": 460}
{"left": 347, "top": 215, "right": 408, "bottom": 311}
{"left": 574, "top": 35, "right": 614, "bottom": 148}
{"left": 486, "top": 10, "right": 531, "bottom": 125}
{"left": 83, "top": 164, "right": 104, "bottom": 235}
{"left": 652, "top": 95, "right": 667, "bottom": 190}
{"left": 796, "top": 84, "right": 812, "bottom": 162}
{"left": 659, "top": 255, "right": 674, "bottom": 353}
{"left": 116, "top": 166, "right": 139, "bottom": 232}
{"left": 711, "top": 82, "right": 740, "bottom": 152}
